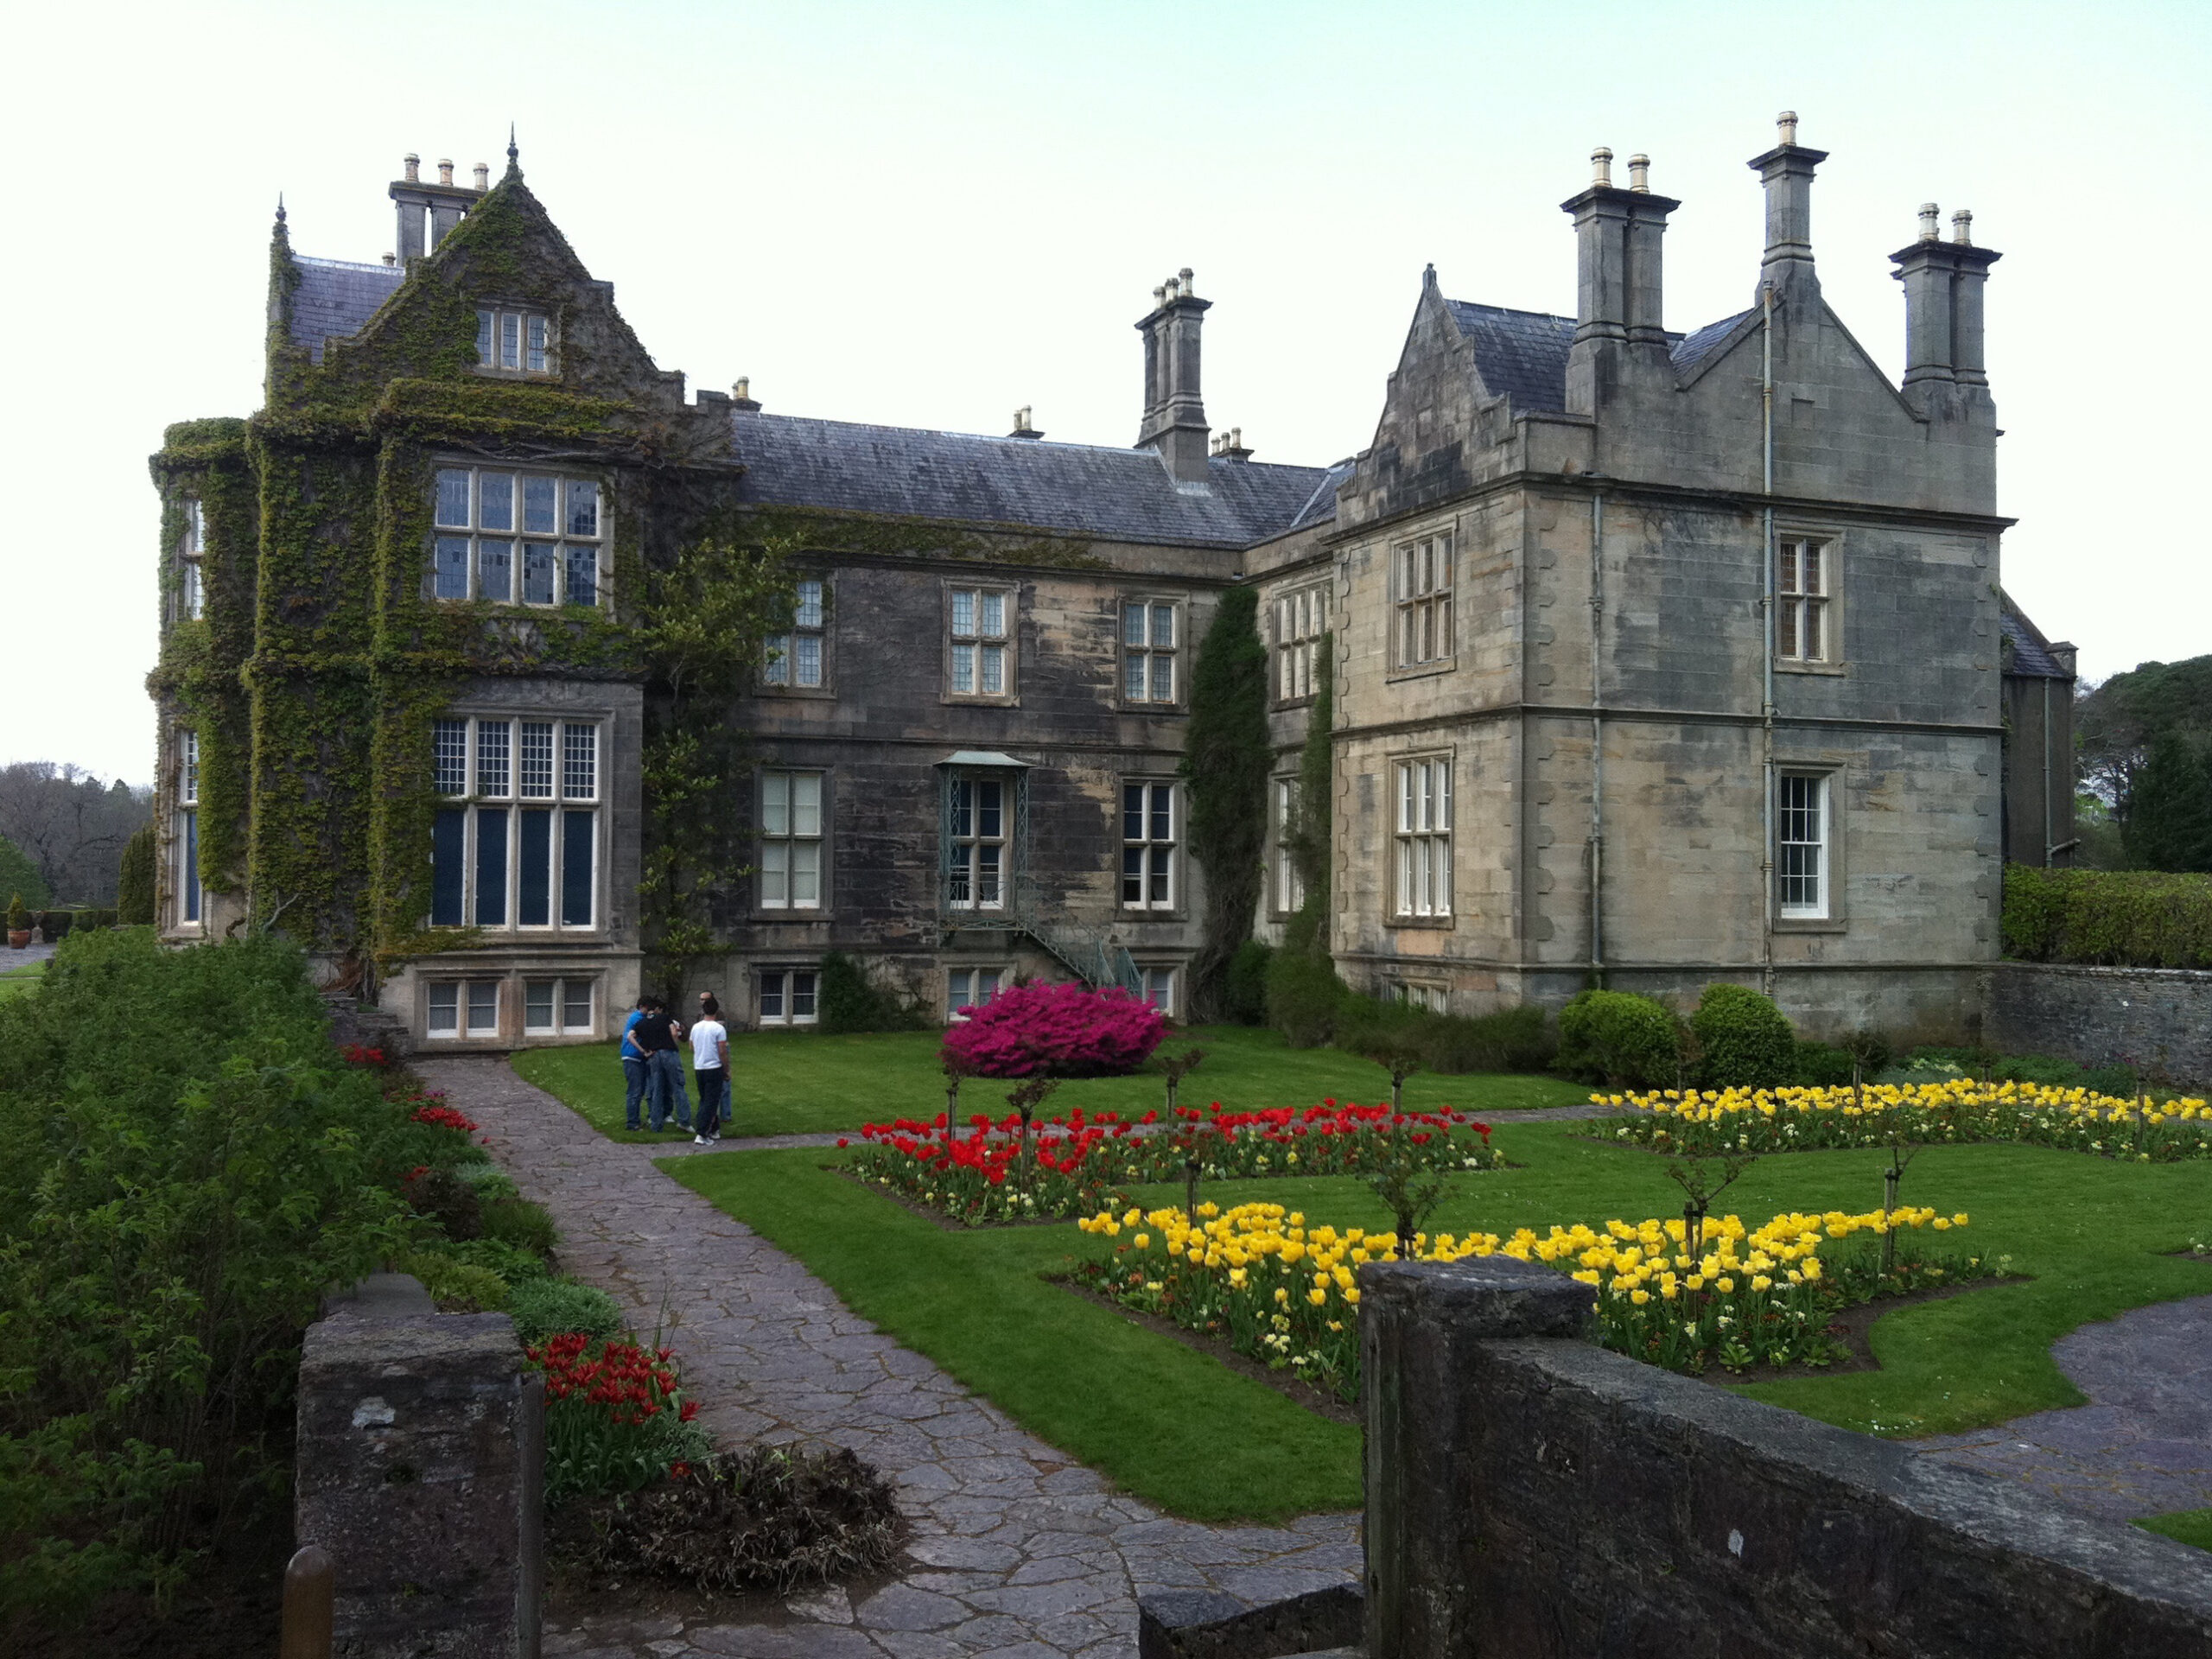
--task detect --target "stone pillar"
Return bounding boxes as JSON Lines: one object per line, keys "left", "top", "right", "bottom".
{"left": 296, "top": 1274, "right": 543, "bottom": 1659}
{"left": 1360, "top": 1256, "right": 1594, "bottom": 1659}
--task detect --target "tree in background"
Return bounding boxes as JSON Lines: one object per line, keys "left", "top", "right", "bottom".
{"left": 2076, "top": 653, "right": 2212, "bottom": 824}
{"left": 0, "top": 834, "right": 49, "bottom": 912}
{"left": 1179, "top": 588, "right": 1270, "bottom": 1021}
{"left": 2121, "top": 732, "right": 2212, "bottom": 873}
{"left": 0, "top": 764, "right": 152, "bottom": 906}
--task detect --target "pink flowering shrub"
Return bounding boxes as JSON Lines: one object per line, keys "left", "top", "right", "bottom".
{"left": 940, "top": 980, "right": 1166, "bottom": 1078}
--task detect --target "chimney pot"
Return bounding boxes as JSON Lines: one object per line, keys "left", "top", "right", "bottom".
{"left": 473, "top": 162, "right": 489, "bottom": 191}
{"left": 1152, "top": 284, "right": 1166, "bottom": 308}
{"left": 734, "top": 377, "right": 749, "bottom": 397}
{"left": 1627, "top": 153, "right": 1650, "bottom": 192}
{"left": 383, "top": 251, "right": 397, "bottom": 266}
{"left": 404, "top": 153, "right": 420, "bottom": 182}
{"left": 1178, "top": 267, "right": 1194, "bottom": 296}
{"left": 1951, "top": 208, "right": 1974, "bottom": 245}
{"left": 1591, "top": 146, "right": 1613, "bottom": 188}
{"left": 438, "top": 158, "right": 454, "bottom": 186}
{"left": 1918, "top": 202, "right": 1942, "bottom": 241}
{"left": 1777, "top": 110, "right": 1799, "bottom": 146}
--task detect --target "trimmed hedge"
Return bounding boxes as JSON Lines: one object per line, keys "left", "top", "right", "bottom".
{"left": 1691, "top": 982, "right": 1796, "bottom": 1090}
{"left": 2003, "top": 864, "right": 2212, "bottom": 969}
{"left": 1555, "top": 989, "right": 1681, "bottom": 1087}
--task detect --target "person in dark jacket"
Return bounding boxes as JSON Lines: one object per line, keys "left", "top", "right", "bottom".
{"left": 632, "top": 996, "right": 691, "bottom": 1134}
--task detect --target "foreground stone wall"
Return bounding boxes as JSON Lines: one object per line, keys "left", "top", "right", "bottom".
{"left": 1987, "top": 962, "right": 2212, "bottom": 1085}
{"left": 1362, "top": 1256, "right": 2212, "bottom": 1659}
{"left": 296, "top": 1274, "right": 543, "bottom": 1659}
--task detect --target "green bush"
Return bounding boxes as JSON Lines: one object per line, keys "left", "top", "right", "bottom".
{"left": 1422, "top": 1003, "right": 1553, "bottom": 1073}
{"left": 481, "top": 1195, "right": 560, "bottom": 1256}
{"left": 0, "top": 836, "right": 48, "bottom": 913}
{"left": 1790, "top": 1040, "right": 1859, "bottom": 1088}
{"left": 454, "top": 1159, "right": 520, "bottom": 1203}
{"left": 442, "top": 1236, "right": 549, "bottom": 1286}
{"left": 506, "top": 1277, "right": 626, "bottom": 1348}
{"left": 397, "top": 1252, "right": 510, "bottom": 1313}
{"left": 1691, "top": 982, "right": 1796, "bottom": 1090}
{"left": 817, "top": 950, "right": 921, "bottom": 1034}
{"left": 1265, "top": 944, "right": 1350, "bottom": 1048}
{"left": 2002, "top": 864, "right": 2212, "bottom": 968}
{"left": 1555, "top": 989, "right": 1681, "bottom": 1087}
{"left": 1222, "top": 939, "right": 1274, "bottom": 1027}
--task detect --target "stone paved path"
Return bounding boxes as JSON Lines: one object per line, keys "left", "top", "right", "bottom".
{"left": 416, "top": 1058, "right": 1361, "bottom": 1659}
{"left": 1912, "top": 1294, "right": 2212, "bottom": 1522}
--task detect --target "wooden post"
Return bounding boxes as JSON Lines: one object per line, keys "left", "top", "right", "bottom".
{"left": 281, "top": 1545, "right": 335, "bottom": 1659}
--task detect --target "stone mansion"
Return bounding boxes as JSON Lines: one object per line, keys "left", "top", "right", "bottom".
{"left": 148, "top": 117, "right": 2074, "bottom": 1049}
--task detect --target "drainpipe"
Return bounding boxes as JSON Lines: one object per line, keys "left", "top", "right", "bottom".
{"left": 1589, "top": 489, "right": 1606, "bottom": 988}
{"left": 1759, "top": 283, "right": 1777, "bottom": 997}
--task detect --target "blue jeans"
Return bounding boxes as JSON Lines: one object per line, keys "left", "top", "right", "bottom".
{"left": 647, "top": 1048, "right": 691, "bottom": 1131}
{"left": 621, "top": 1055, "right": 648, "bottom": 1130}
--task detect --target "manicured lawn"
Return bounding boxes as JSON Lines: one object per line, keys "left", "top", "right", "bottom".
{"left": 518, "top": 1023, "right": 1586, "bottom": 1142}
{"left": 2139, "top": 1509, "right": 2212, "bottom": 1552}
{"left": 671, "top": 1120, "right": 2212, "bottom": 1519}
{"left": 0, "top": 960, "right": 44, "bottom": 1001}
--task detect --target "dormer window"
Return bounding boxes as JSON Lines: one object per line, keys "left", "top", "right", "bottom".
{"left": 476, "top": 307, "right": 554, "bottom": 374}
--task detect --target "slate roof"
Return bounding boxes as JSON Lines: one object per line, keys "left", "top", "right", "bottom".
{"left": 2000, "top": 591, "right": 2073, "bottom": 679}
{"left": 289, "top": 255, "right": 404, "bottom": 365}
{"left": 1442, "top": 298, "right": 1755, "bottom": 411}
{"left": 729, "top": 413, "right": 1342, "bottom": 550}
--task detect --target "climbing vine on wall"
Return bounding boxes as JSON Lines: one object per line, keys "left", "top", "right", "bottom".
{"left": 1179, "top": 586, "right": 1270, "bottom": 1020}
{"left": 1283, "top": 632, "right": 1335, "bottom": 956}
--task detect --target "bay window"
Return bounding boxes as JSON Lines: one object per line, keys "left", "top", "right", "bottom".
{"left": 429, "top": 714, "right": 601, "bottom": 931}
{"left": 432, "top": 467, "right": 603, "bottom": 608}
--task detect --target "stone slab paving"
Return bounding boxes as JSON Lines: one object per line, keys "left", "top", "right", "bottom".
{"left": 416, "top": 1058, "right": 1361, "bottom": 1659}
{"left": 1912, "top": 1294, "right": 2212, "bottom": 1522}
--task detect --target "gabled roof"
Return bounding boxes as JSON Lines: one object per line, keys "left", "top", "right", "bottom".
{"left": 2000, "top": 591, "right": 2073, "bottom": 679}
{"left": 289, "top": 255, "right": 404, "bottom": 365}
{"left": 1441, "top": 298, "right": 1756, "bottom": 412}
{"left": 729, "top": 412, "right": 1341, "bottom": 550}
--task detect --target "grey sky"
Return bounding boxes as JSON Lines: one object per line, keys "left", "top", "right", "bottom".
{"left": 5, "top": 0, "right": 2206, "bottom": 784}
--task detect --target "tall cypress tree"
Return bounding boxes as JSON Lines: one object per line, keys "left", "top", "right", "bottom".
{"left": 2123, "top": 732, "right": 2212, "bottom": 872}
{"left": 1286, "top": 633, "right": 1334, "bottom": 951}
{"left": 1179, "top": 588, "right": 1270, "bottom": 1019}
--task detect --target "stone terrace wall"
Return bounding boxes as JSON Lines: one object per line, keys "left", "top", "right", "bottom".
{"left": 1987, "top": 962, "right": 2212, "bottom": 1086}
{"left": 1362, "top": 1256, "right": 2212, "bottom": 1659}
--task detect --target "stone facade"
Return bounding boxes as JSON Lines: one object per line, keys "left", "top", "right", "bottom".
{"left": 148, "top": 119, "right": 2064, "bottom": 1048}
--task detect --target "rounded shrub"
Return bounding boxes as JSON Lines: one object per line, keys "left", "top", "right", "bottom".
{"left": 1222, "top": 939, "right": 1274, "bottom": 1027}
{"left": 1691, "top": 983, "right": 1796, "bottom": 1090}
{"left": 939, "top": 980, "right": 1165, "bottom": 1078}
{"left": 506, "top": 1275, "right": 626, "bottom": 1347}
{"left": 1555, "top": 989, "right": 1681, "bottom": 1087}
{"left": 1265, "top": 949, "right": 1349, "bottom": 1049}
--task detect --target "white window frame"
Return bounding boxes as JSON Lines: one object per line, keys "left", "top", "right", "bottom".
{"left": 523, "top": 976, "right": 598, "bottom": 1037}
{"left": 1777, "top": 771, "right": 1831, "bottom": 919}
{"left": 1121, "top": 598, "right": 1180, "bottom": 706}
{"left": 1137, "top": 965, "right": 1179, "bottom": 1017}
{"left": 1394, "top": 981, "right": 1449, "bottom": 1014}
{"left": 425, "top": 979, "right": 505, "bottom": 1040}
{"left": 765, "top": 578, "right": 828, "bottom": 689}
{"left": 1273, "top": 776, "right": 1306, "bottom": 915}
{"left": 1394, "top": 532, "right": 1454, "bottom": 668}
{"left": 1393, "top": 756, "right": 1453, "bottom": 920}
{"left": 431, "top": 465, "right": 606, "bottom": 610}
{"left": 176, "top": 728, "right": 203, "bottom": 927}
{"left": 179, "top": 499, "right": 207, "bottom": 623}
{"left": 947, "top": 775, "right": 1008, "bottom": 911}
{"left": 759, "top": 770, "right": 825, "bottom": 911}
{"left": 1121, "top": 780, "right": 1178, "bottom": 911}
{"left": 1777, "top": 536, "right": 1832, "bottom": 664}
{"left": 428, "top": 714, "right": 603, "bottom": 934}
{"left": 1274, "top": 583, "right": 1327, "bottom": 702}
{"left": 757, "top": 966, "right": 820, "bottom": 1027}
{"left": 946, "top": 966, "right": 1005, "bottom": 1019}
{"left": 947, "top": 585, "right": 1014, "bottom": 699}
{"left": 475, "top": 306, "right": 557, "bottom": 375}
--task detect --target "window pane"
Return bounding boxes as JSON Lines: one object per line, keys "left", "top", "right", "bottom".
{"left": 764, "top": 634, "right": 790, "bottom": 684}
{"left": 500, "top": 314, "right": 520, "bottom": 370}
{"left": 181, "top": 731, "right": 200, "bottom": 803}
{"left": 1150, "top": 654, "right": 1173, "bottom": 702}
{"left": 951, "top": 589, "right": 976, "bottom": 636}
{"left": 1802, "top": 543, "right": 1822, "bottom": 595}
{"left": 435, "top": 537, "right": 471, "bottom": 599}
{"left": 1150, "top": 845, "right": 1171, "bottom": 903}
{"left": 525, "top": 979, "right": 556, "bottom": 1029}
{"left": 562, "top": 981, "right": 593, "bottom": 1031}
{"left": 791, "top": 972, "right": 817, "bottom": 1020}
{"left": 477, "top": 539, "right": 512, "bottom": 602}
{"left": 181, "top": 560, "right": 204, "bottom": 620}
{"left": 1123, "top": 605, "right": 1147, "bottom": 649}
{"left": 796, "top": 581, "right": 823, "bottom": 628}
{"left": 1397, "top": 766, "right": 1413, "bottom": 834}
{"left": 565, "top": 543, "right": 597, "bottom": 607}
{"left": 976, "top": 844, "right": 1001, "bottom": 904}
{"left": 1123, "top": 784, "right": 1144, "bottom": 841}
{"left": 760, "top": 973, "right": 784, "bottom": 1020}
{"left": 434, "top": 720, "right": 468, "bottom": 795}
{"left": 1779, "top": 599, "right": 1799, "bottom": 660}
{"left": 562, "top": 810, "right": 594, "bottom": 926}
{"left": 181, "top": 810, "right": 200, "bottom": 922}
{"left": 480, "top": 474, "right": 514, "bottom": 531}
{"left": 436, "top": 469, "right": 471, "bottom": 528}
{"left": 980, "top": 592, "right": 1005, "bottom": 636}
{"left": 951, "top": 643, "right": 976, "bottom": 694}
{"left": 1122, "top": 846, "right": 1145, "bottom": 904}
{"left": 522, "top": 543, "right": 556, "bottom": 604}
{"left": 950, "top": 969, "right": 973, "bottom": 1011}
{"left": 523, "top": 476, "right": 557, "bottom": 534}
{"left": 1435, "top": 837, "right": 1452, "bottom": 914}
{"left": 474, "top": 807, "right": 507, "bottom": 926}
{"left": 431, "top": 808, "right": 466, "bottom": 925}
{"left": 980, "top": 644, "right": 1004, "bottom": 695}
{"left": 794, "top": 634, "right": 823, "bottom": 686}
{"left": 475, "top": 311, "right": 494, "bottom": 367}
{"left": 1125, "top": 654, "right": 1148, "bottom": 700}
{"left": 526, "top": 315, "right": 550, "bottom": 373}
{"left": 563, "top": 478, "right": 599, "bottom": 538}
{"left": 976, "top": 782, "right": 1002, "bottom": 838}
{"left": 1804, "top": 599, "right": 1825, "bottom": 663}
{"left": 761, "top": 842, "right": 789, "bottom": 906}
{"left": 1778, "top": 542, "right": 1798, "bottom": 595}
{"left": 762, "top": 773, "right": 790, "bottom": 836}
{"left": 476, "top": 721, "right": 510, "bottom": 796}
{"left": 429, "top": 982, "right": 459, "bottom": 1033}
{"left": 791, "top": 773, "right": 822, "bottom": 836}
{"left": 791, "top": 841, "right": 821, "bottom": 906}
{"left": 1151, "top": 787, "right": 1172, "bottom": 842}
{"left": 467, "top": 981, "right": 499, "bottom": 1033}
{"left": 518, "top": 809, "right": 551, "bottom": 925}
{"left": 563, "top": 725, "right": 596, "bottom": 799}
{"left": 1152, "top": 607, "right": 1174, "bottom": 648}
{"left": 1438, "top": 761, "right": 1452, "bottom": 830}
{"left": 519, "top": 724, "right": 554, "bottom": 798}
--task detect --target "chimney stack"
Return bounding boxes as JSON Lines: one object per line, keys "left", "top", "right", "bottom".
{"left": 474, "top": 162, "right": 490, "bottom": 191}
{"left": 1890, "top": 203, "right": 2000, "bottom": 412}
{"left": 1007, "top": 405, "right": 1044, "bottom": 439}
{"left": 1561, "top": 145, "right": 1679, "bottom": 410}
{"left": 1747, "top": 110, "right": 1827, "bottom": 299}
{"left": 731, "top": 377, "right": 760, "bottom": 412}
{"left": 1135, "top": 269, "right": 1212, "bottom": 482}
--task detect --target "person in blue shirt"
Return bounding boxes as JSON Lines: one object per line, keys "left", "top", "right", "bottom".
{"left": 620, "top": 996, "right": 650, "bottom": 1131}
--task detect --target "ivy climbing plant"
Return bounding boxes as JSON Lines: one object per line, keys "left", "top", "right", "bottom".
{"left": 1179, "top": 587, "right": 1270, "bottom": 1020}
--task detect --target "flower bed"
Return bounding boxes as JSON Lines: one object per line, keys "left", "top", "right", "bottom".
{"left": 1070, "top": 1199, "right": 1990, "bottom": 1398}
{"left": 1599, "top": 1080, "right": 2212, "bottom": 1160}
{"left": 531, "top": 1332, "right": 711, "bottom": 1503}
{"left": 842, "top": 1099, "right": 1502, "bottom": 1224}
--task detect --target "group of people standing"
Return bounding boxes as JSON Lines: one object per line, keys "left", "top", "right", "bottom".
{"left": 620, "top": 992, "right": 731, "bottom": 1144}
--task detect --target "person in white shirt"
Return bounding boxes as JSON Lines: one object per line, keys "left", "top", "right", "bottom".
{"left": 690, "top": 992, "right": 731, "bottom": 1145}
